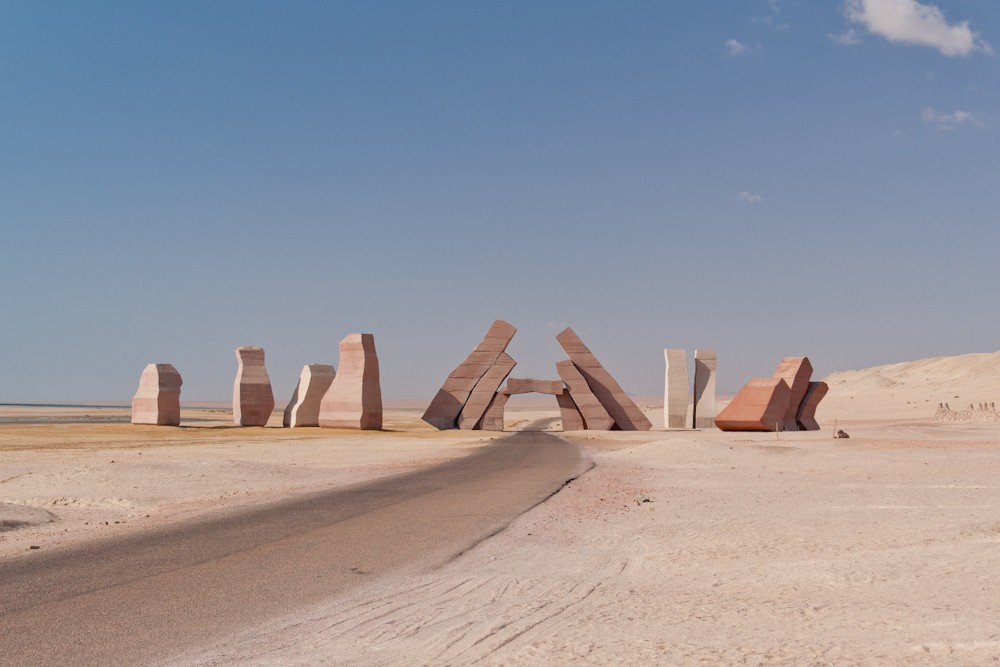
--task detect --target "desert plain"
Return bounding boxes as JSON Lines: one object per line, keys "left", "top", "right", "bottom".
{"left": 4, "top": 353, "right": 1000, "bottom": 665}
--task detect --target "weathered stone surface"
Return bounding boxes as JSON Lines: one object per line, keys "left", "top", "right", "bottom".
{"left": 556, "top": 391, "right": 585, "bottom": 431}
{"left": 319, "top": 334, "right": 382, "bottom": 430}
{"left": 663, "top": 349, "right": 688, "bottom": 429}
{"left": 771, "top": 357, "right": 813, "bottom": 432}
{"left": 693, "top": 349, "right": 717, "bottom": 429}
{"left": 283, "top": 364, "right": 337, "bottom": 428}
{"left": 476, "top": 392, "right": 509, "bottom": 431}
{"left": 422, "top": 320, "right": 517, "bottom": 430}
{"left": 131, "top": 363, "right": 182, "bottom": 426}
{"left": 233, "top": 346, "right": 275, "bottom": 427}
{"left": 457, "top": 353, "right": 516, "bottom": 430}
{"left": 556, "top": 360, "right": 614, "bottom": 430}
{"left": 796, "top": 381, "right": 828, "bottom": 431}
{"left": 503, "top": 378, "right": 564, "bottom": 395}
{"left": 555, "top": 328, "right": 652, "bottom": 431}
{"left": 715, "top": 378, "right": 790, "bottom": 432}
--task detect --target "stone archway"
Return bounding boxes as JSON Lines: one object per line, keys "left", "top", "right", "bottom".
{"left": 421, "top": 320, "right": 652, "bottom": 432}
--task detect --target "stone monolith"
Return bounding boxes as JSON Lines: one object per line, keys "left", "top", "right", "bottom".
{"left": 131, "top": 363, "right": 182, "bottom": 426}
{"left": 771, "top": 357, "right": 813, "bottom": 432}
{"left": 458, "top": 353, "right": 517, "bottom": 430}
{"left": 693, "top": 349, "right": 717, "bottom": 429}
{"left": 319, "top": 334, "right": 382, "bottom": 430}
{"left": 556, "top": 391, "right": 585, "bottom": 431}
{"left": 476, "top": 392, "right": 509, "bottom": 431}
{"left": 422, "top": 320, "right": 517, "bottom": 429}
{"left": 663, "top": 349, "right": 688, "bottom": 429}
{"left": 715, "top": 378, "right": 790, "bottom": 432}
{"left": 556, "top": 360, "right": 614, "bottom": 430}
{"left": 233, "top": 346, "right": 275, "bottom": 427}
{"left": 503, "top": 378, "right": 565, "bottom": 395}
{"left": 555, "top": 328, "right": 652, "bottom": 431}
{"left": 795, "top": 381, "right": 828, "bottom": 431}
{"left": 283, "top": 364, "right": 337, "bottom": 428}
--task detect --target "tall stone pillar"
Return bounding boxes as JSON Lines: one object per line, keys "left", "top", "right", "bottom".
{"left": 319, "top": 334, "right": 383, "bottom": 430}
{"left": 663, "top": 349, "right": 688, "bottom": 429}
{"left": 233, "top": 346, "right": 275, "bottom": 427}
{"left": 692, "top": 349, "right": 717, "bottom": 429}
{"left": 131, "top": 363, "right": 182, "bottom": 426}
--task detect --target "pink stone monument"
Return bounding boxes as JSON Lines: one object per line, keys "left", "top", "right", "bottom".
{"left": 319, "top": 334, "right": 382, "bottom": 430}
{"left": 715, "top": 378, "right": 790, "bottom": 432}
{"left": 771, "top": 357, "right": 813, "bottom": 432}
{"left": 457, "top": 352, "right": 516, "bottom": 430}
{"left": 131, "top": 363, "right": 182, "bottom": 426}
{"left": 556, "top": 360, "right": 614, "bottom": 430}
{"left": 423, "top": 320, "right": 516, "bottom": 429}
{"left": 556, "top": 391, "right": 586, "bottom": 431}
{"left": 692, "top": 349, "right": 717, "bottom": 429}
{"left": 283, "top": 364, "right": 337, "bottom": 428}
{"left": 795, "top": 381, "right": 828, "bottom": 431}
{"left": 556, "top": 328, "right": 652, "bottom": 431}
{"left": 476, "top": 392, "right": 509, "bottom": 431}
{"left": 233, "top": 346, "right": 275, "bottom": 427}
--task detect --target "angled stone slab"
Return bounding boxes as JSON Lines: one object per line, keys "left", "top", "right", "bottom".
{"left": 422, "top": 320, "right": 517, "bottom": 430}
{"left": 503, "top": 378, "right": 564, "bottom": 395}
{"left": 693, "top": 349, "right": 717, "bottom": 429}
{"left": 320, "top": 334, "right": 382, "bottom": 430}
{"left": 555, "top": 328, "right": 652, "bottom": 431}
{"left": 556, "top": 390, "right": 585, "bottom": 431}
{"left": 283, "top": 364, "right": 337, "bottom": 427}
{"left": 457, "top": 353, "right": 516, "bottom": 430}
{"left": 715, "top": 378, "right": 790, "bottom": 432}
{"left": 234, "top": 346, "right": 275, "bottom": 427}
{"left": 556, "top": 360, "right": 614, "bottom": 430}
{"left": 771, "top": 357, "right": 813, "bottom": 432}
{"left": 796, "top": 381, "right": 828, "bottom": 431}
{"left": 475, "top": 392, "right": 509, "bottom": 431}
{"left": 131, "top": 363, "right": 182, "bottom": 426}
{"left": 663, "top": 349, "right": 688, "bottom": 429}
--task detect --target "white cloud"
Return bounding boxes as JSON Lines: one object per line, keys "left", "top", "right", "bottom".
{"left": 754, "top": 0, "right": 790, "bottom": 30}
{"left": 726, "top": 38, "right": 752, "bottom": 57}
{"left": 829, "top": 28, "right": 863, "bottom": 45}
{"left": 921, "top": 107, "right": 985, "bottom": 130}
{"left": 737, "top": 191, "right": 763, "bottom": 205}
{"left": 844, "top": 0, "right": 993, "bottom": 56}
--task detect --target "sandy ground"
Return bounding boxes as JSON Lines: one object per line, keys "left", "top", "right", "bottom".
{"left": 5, "top": 393, "right": 1000, "bottom": 664}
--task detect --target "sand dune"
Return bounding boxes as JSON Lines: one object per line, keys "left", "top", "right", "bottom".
{"left": 820, "top": 350, "right": 1000, "bottom": 421}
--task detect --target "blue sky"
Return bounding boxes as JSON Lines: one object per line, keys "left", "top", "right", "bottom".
{"left": 1, "top": 1, "right": 998, "bottom": 402}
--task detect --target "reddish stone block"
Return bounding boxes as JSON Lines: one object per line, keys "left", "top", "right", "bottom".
{"left": 233, "top": 346, "right": 275, "bottom": 427}
{"left": 715, "top": 378, "right": 791, "bottom": 432}
{"left": 319, "top": 334, "right": 382, "bottom": 430}
{"left": 283, "top": 364, "right": 336, "bottom": 428}
{"left": 457, "top": 353, "right": 516, "bottom": 430}
{"left": 503, "top": 378, "right": 564, "bottom": 395}
{"left": 556, "top": 391, "right": 585, "bottom": 431}
{"left": 556, "top": 360, "right": 614, "bottom": 430}
{"left": 475, "top": 392, "right": 509, "bottom": 431}
{"left": 771, "top": 357, "right": 813, "bottom": 432}
{"left": 796, "top": 381, "right": 828, "bottom": 431}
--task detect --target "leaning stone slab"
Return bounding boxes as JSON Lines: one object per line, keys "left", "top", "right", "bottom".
{"left": 771, "top": 357, "right": 813, "bottom": 432}
{"left": 457, "top": 353, "right": 516, "bottom": 430}
{"left": 715, "top": 378, "right": 790, "bottom": 432}
{"left": 131, "top": 363, "right": 182, "bottom": 426}
{"left": 233, "top": 346, "right": 275, "bottom": 427}
{"left": 422, "top": 320, "right": 517, "bottom": 430}
{"left": 503, "top": 378, "right": 564, "bottom": 395}
{"left": 556, "top": 360, "right": 614, "bottom": 430}
{"left": 693, "top": 349, "right": 717, "bottom": 429}
{"left": 555, "top": 328, "right": 652, "bottom": 431}
{"left": 556, "top": 391, "right": 585, "bottom": 431}
{"left": 663, "top": 349, "right": 688, "bottom": 429}
{"left": 320, "top": 334, "right": 382, "bottom": 430}
{"left": 475, "top": 392, "right": 509, "bottom": 431}
{"left": 796, "top": 381, "right": 828, "bottom": 431}
{"left": 283, "top": 364, "right": 337, "bottom": 427}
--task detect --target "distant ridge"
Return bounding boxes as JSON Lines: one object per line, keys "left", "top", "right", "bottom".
{"left": 820, "top": 351, "right": 1000, "bottom": 421}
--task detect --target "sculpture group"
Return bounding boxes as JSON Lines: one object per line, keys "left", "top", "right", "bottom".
{"left": 715, "top": 357, "right": 827, "bottom": 432}
{"left": 131, "top": 334, "right": 382, "bottom": 430}
{"left": 421, "top": 320, "right": 651, "bottom": 432}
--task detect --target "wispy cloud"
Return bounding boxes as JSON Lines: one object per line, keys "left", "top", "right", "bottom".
{"left": 843, "top": 0, "right": 993, "bottom": 56}
{"left": 921, "top": 107, "right": 985, "bottom": 130}
{"left": 737, "top": 191, "right": 763, "bottom": 205}
{"left": 754, "top": 0, "right": 790, "bottom": 31}
{"left": 726, "top": 38, "right": 753, "bottom": 57}
{"left": 829, "top": 27, "right": 862, "bottom": 46}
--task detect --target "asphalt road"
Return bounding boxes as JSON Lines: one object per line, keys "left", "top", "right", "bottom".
{"left": 0, "top": 431, "right": 587, "bottom": 666}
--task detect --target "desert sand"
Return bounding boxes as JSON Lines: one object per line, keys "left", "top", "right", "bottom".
{"left": 3, "top": 355, "right": 1000, "bottom": 664}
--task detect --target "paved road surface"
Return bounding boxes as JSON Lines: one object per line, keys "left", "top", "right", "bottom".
{"left": 0, "top": 431, "right": 587, "bottom": 666}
